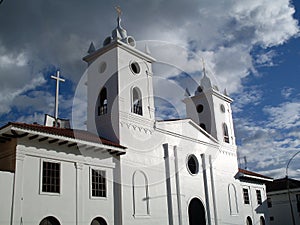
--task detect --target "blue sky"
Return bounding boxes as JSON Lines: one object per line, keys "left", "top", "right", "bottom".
{"left": 0, "top": 0, "right": 299, "bottom": 179}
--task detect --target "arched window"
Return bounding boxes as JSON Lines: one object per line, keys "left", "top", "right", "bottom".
{"left": 246, "top": 216, "right": 253, "bottom": 225}
{"left": 132, "top": 170, "right": 149, "bottom": 216}
{"left": 98, "top": 87, "right": 107, "bottom": 115}
{"left": 260, "top": 217, "right": 265, "bottom": 225}
{"left": 132, "top": 87, "right": 142, "bottom": 115}
{"left": 91, "top": 217, "right": 108, "bottom": 225}
{"left": 228, "top": 184, "right": 238, "bottom": 215}
{"left": 188, "top": 198, "right": 206, "bottom": 225}
{"left": 223, "top": 123, "right": 229, "bottom": 143}
{"left": 39, "top": 216, "right": 60, "bottom": 225}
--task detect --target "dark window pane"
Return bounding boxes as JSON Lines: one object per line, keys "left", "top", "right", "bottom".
{"left": 42, "top": 162, "right": 60, "bottom": 193}
{"left": 91, "top": 169, "right": 106, "bottom": 197}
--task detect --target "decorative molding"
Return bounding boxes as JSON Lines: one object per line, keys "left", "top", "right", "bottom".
{"left": 16, "top": 146, "right": 26, "bottom": 161}
{"left": 75, "top": 162, "right": 83, "bottom": 170}
{"left": 120, "top": 111, "right": 154, "bottom": 127}
{"left": 15, "top": 151, "right": 26, "bottom": 161}
{"left": 20, "top": 146, "right": 116, "bottom": 169}
{"left": 120, "top": 121, "right": 153, "bottom": 135}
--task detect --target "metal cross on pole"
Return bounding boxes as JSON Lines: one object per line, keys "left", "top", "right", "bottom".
{"left": 51, "top": 70, "right": 65, "bottom": 122}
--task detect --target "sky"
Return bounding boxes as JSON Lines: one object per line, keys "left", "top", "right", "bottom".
{"left": 0, "top": 0, "right": 299, "bottom": 180}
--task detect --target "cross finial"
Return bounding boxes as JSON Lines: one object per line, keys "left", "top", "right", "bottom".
{"left": 51, "top": 70, "right": 65, "bottom": 123}
{"left": 115, "top": 5, "right": 122, "bottom": 17}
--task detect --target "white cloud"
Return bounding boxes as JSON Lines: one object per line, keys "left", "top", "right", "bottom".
{"left": 17, "top": 112, "right": 46, "bottom": 125}
{"left": 0, "top": 75, "right": 46, "bottom": 114}
{"left": 0, "top": 51, "right": 27, "bottom": 67}
{"left": 281, "top": 87, "right": 296, "bottom": 99}
{"left": 236, "top": 93, "right": 300, "bottom": 179}
{"left": 264, "top": 101, "right": 300, "bottom": 129}
{"left": 236, "top": 116, "right": 300, "bottom": 179}
{"left": 232, "top": 86, "right": 263, "bottom": 113}
{"left": 230, "top": 0, "right": 299, "bottom": 47}
{"left": 255, "top": 50, "right": 277, "bottom": 67}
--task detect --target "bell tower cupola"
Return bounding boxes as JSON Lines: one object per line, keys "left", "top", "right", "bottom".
{"left": 184, "top": 63, "right": 236, "bottom": 146}
{"left": 83, "top": 9, "right": 156, "bottom": 144}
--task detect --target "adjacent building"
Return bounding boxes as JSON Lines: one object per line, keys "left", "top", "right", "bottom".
{"left": 267, "top": 178, "right": 300, "bottom": 225}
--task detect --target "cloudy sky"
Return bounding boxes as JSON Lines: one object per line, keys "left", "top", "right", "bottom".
{"left": 0, "top": 0, "right": 299, "bottom": 179}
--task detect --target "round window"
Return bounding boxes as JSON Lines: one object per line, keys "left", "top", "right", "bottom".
{"left": 200, "top": 123, "right": 206, "bottom": 131}
{"left": 196, "top": 104, "right": 204, "bottom": 113}
{"left": 220, "top": 104, "right": 225, "bottom": 113}
{"left": 127, "top": 36, "right": 136, "bottom": 47}
{"left": 130, "top": 61, "right": 140, "bottom": 74}
{"left": 99, "top": 62, "right": 107, "bottom": 73}
{"left": 197, "top": 86, "right": 203, "bottom": 93}
{"left": 187, "top": 155, "right": 199, "bottom": 175}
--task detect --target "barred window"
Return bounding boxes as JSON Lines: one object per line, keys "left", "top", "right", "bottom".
{"left": 98, "top": 87, "right": 107, "bottom": 116}
{"left": 42, "top": 161, "right": 60, "bottom": 193}
{"left": 91, "top": 169, "right": 106, "bottom": 197}
{"left": 223, "top": 123, "right": 229, "bottom": 143}
{"left": 256, "top": 190, "right": 262, "bottom": 205}
{"left": 243, "top": 188, "right": 250, "bottom": 204}
{"left": 132, "top": 87, "right": 143, "bottom": 116}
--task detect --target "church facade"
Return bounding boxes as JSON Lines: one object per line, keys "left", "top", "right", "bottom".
{"left": 0, "top": 14, "right": 272, "bottom": 225}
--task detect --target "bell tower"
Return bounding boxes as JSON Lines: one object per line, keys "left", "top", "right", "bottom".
{"left": 83, "top": 12, "right": 156, "bottom": 144}
{"left": 183, "top": 66, "right": 236, "bottom": 146}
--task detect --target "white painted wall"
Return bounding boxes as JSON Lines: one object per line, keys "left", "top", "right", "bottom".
{"left": 0, "top": 171, "right": 14, "bottom": 225}
{"left": 0, "top": 139, "right": 117, "bottom": 225}
{"left": 268, "top": 190, "right": 300, "bottom": 225}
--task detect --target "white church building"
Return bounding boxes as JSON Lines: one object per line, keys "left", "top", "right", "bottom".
{"left": 0, "top": 13, "right": 273, "bottom": 225}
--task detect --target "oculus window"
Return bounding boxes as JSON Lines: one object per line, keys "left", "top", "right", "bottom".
{"left": 196, "top": 104, "right": 204, "bottom": 113}
{"left": 130, "top": 61, "right": 140, "bottom": 74}
{"left": 187, "top": 155, "right": 199, "bottom": 175}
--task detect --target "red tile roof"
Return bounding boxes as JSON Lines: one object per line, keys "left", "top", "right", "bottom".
{"left": 1, "top": 122, "right": 125, "bottom": 149}
{"left": 239, "top": 168, "right": 273, "bottom": 181}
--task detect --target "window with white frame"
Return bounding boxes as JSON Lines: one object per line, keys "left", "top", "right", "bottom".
{"left": 243, "top": 188, "right": 250, "bottom": 204}
{"left": 223, "top": 123, "right": 229, "bottom": 143}
{"left": 132, "top": 87, "right": 143, "bottom": 116}
{"left": 91, "top": 169, "right": 106, "bottom": 198}
{"left": 256, "top": 190, "right": 262, "bottom": 205}
{"left": 98, "top": 87, "right": 107, "bottom": 115}
{"left": 42, "top": 161, "right": 60, "bottom": 193}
